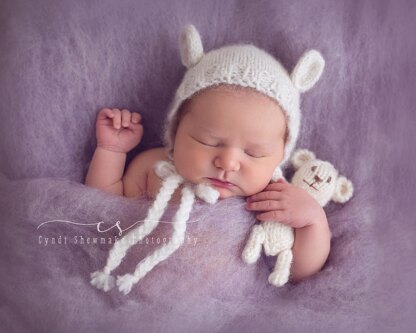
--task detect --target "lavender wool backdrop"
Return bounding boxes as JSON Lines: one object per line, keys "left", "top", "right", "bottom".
{"left": 0, "top": 0, "right": 415, "bottom": 332}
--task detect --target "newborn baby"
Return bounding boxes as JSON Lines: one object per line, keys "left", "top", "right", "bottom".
{"left": 85, "top": 24, "right": 329, "bottom": 283}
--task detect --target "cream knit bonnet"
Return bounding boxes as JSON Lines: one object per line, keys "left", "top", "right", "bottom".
{"left": 164, "top": 24, "right": 325, "bottom": 175}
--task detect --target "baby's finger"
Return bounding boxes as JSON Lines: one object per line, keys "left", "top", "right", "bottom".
{"left": 246, "top": 200, "right": 284, "bottom": 212}
{"left": 121, "top": 109, "right": 132, "bottom": 128}
{"left": 131, "top": 112, "right": 142, "bottom": 124}
{"left": 246, "top": 190, "right": 282, "bottom": 203}
{"left": 264, "top": 182, "right": 287, "bottom": 192}
{"left": 98, "top": 108, "right": 114, "bottom": 120}
{"left": 127, "top": 122, "right": 144, "bottom": 135}
{"left": 112, "top": 108, "right": 122, "bottom": 129}
{"left": 256, "top": 211, "right": 286, "bottom": 222}
{"left": 274, "top": 178, "right": 288, "bottom": 185}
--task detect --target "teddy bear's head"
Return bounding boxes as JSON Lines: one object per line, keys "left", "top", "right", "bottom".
{"left": 290, "top": 149, "right": 354, "bottom": 207}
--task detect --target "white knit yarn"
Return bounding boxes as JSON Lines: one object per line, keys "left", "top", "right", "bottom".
{"left": 164, "top": 24, "right": 326, "bottom": 169}
{"left": 90, "top": 161, "right": 219, "bottom": 294}
{"left": 242, "top": 172, "right": 295, "bottom": 287}
{"left": 290, "top": 149, "right": 354, "bottom": 206}
{"left": 116, "top": 185, "right": 195, "bottom": 295}
{"left": 242, "top": 149, "right": 354, "bottom": 287}
{"left": 268, "top": 249, "right": 293, "bottom": 286}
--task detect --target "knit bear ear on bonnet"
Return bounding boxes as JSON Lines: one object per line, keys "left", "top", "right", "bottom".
{"left": 164, "top": 24, "right": 326, "bottom": 170}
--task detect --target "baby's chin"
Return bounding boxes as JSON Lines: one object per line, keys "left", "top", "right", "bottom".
{"left": 209, "top": 185, "right": 246, "bottom": 200}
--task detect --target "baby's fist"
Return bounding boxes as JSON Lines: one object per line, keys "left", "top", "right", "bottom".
{"left": 96, "top": 108, "right": 143, "bottom": 153}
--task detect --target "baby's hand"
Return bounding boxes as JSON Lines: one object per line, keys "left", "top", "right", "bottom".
{"left": 245, "top": 179, "right": 325, "bottom": 228}
{"left": 95, "top": 108, "right": 143, "bottom": 153}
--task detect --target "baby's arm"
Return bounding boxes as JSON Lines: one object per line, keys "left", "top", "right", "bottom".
{"left": 85, "top": 108, "right": 143, "bottom": 196}
{"left": 85, "top": 147, "right": 127, "bottom": 195}
{"left": 245, "top": 179, "right": 331, "bottom": 282}
{"left": 289, "top": 211, "right": 330, "bottom": 281}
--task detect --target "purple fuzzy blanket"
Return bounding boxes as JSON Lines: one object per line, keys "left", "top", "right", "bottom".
{"left": 0, "top": 0, "right": 415, "bottom": 332}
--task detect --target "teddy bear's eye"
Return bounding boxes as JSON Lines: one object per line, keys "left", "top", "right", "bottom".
{"left": 311, "top": 166, "right": 317, "bottom": 172}
{"left": 327, "top": 176, "right": 332, "bottom": 183}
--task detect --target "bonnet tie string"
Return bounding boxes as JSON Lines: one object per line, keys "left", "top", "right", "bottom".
{"left": 90, "top": 160, "right": 219, "bottom": 294}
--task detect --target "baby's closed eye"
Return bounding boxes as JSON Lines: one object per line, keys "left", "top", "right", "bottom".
{"left": 190, "top": 135, "right": 220, "bottom": 147}
{"left": 244, "top": 150, "right": 267, "bottom": 158}
{"left": 190, "top": 135, "right": 270, "bottom": 158}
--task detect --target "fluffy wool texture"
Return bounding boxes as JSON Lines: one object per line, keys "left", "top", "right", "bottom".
{"left": 0, "top": 0, "right": 415, "bottom": 332}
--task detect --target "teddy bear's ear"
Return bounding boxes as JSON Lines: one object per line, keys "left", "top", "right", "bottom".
{"left": 179, "top": 24, "right": 204, "bottom": 69}
{"left": 291, "top": 49, "right": 325, "bottom": 93}
{"left": 291, "top": 149, "right": 316, "bottom": 169}
{"left": 332, "top": 176, "right": 354, "bottom": 203}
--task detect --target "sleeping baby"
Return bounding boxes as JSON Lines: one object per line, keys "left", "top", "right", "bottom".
{"left": 85, "top": 24, "right": 329, "bottom": 288}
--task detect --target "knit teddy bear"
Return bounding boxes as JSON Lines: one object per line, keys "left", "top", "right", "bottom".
{"left": 242, "top": 149, "right": 354, "bottom": 287}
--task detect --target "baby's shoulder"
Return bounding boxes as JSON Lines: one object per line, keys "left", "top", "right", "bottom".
{"left": 128, "top": 147, "right": 169, "bottom": 172}
{"left": 123, "top": 147, "right": 169, "bottom": 198}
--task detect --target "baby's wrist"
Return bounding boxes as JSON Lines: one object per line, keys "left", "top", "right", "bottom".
{"left": 96, "top": 145, "right": 128, "bottom": 154}
{"left": 307, "top": 207, "right": 327, "bottom": 227}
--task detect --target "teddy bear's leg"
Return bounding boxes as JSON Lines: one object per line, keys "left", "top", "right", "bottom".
{"left": 242, "top": 224, "right": 265, "bottom": 264}
{"left": 268, "top": 249, "right": 293, "bottom": 287}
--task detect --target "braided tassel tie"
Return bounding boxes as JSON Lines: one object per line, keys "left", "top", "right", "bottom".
{"left": 90, "top": 161, "right": 219, "bottom": 294}
{"left": 116, "top": 185, "right": 195, "bottom": 295}
{"left": 90, "top": 162, "right": 183, "bottom": 292}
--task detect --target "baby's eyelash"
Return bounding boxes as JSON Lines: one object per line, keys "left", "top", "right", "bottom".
{"left": 191, "top": 135, "right": 266, "bottom": 157}
{"left": 245, "top": 150, "right": 265, "bottom": 158}
{"left": 191, "top": 136, "right": 218, "bottom": 147}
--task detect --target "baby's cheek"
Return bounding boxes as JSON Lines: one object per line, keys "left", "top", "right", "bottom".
{"left": 174, "top": 146, "right": 211, "bottom": 182}
{"left": 242, "top": 163, "right": 274, "bottom": 195}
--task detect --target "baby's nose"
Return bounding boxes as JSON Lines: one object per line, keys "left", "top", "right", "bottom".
{"left": 215, "top": 148, "right": 241, "bottom": 172}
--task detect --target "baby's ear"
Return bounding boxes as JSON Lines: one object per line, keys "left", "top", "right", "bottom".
{"left": 332, "top": 176, "right": 354, "bottom": 203}
{"left": 291, "top": 149, "right": 316, "bottom": 170}
{"left": 179, "top": 24, "right": 204, "bottom": 68}
{"left": 291, "top": 49, "right": 325, "bottom": 93}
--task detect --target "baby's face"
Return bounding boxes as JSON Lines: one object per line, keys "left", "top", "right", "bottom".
{"left": 172, "top": 85, "right": 286, "bottom": 198}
